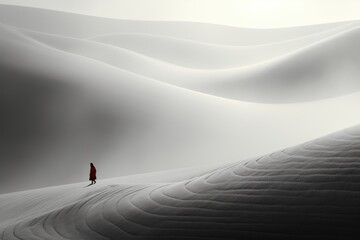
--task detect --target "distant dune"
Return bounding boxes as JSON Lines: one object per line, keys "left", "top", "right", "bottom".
{"left": 2, "top": 5, "right": 360, "bottom": 103}
{"left": 1, "top": 125, "right": 360, "bottom": 239}
{"left": 0, "top": 5, "right": 353, "bottom": 44}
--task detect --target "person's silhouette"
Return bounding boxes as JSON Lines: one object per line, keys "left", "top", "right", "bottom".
{"left": 89, "top": 163, "right": 97, "bottom": 185}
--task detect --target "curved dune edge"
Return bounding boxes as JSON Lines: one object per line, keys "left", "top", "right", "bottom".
{"left": 1, "top": 124, "right": 360, "bottom": 239}
{"left": 2, "top": 19, "right": 360, "bottom": 103}
{"left": 1, "top": 5, "right": 360, "bottom": 103}
{"left": 0, "top": 4, "right": 359, "bottom": 44}
{"left": 16, "top": 22, "right": 360, "bottom": 70}
{"left": 84, "top": 20, "right": 359, "bottom": 47}
{"left": 3, "top": 20, "right": 360, "bottom": 70}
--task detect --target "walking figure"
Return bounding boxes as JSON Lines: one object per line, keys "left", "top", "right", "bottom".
{"left": 89, "top": 163, "right": 97, "bottom": 185}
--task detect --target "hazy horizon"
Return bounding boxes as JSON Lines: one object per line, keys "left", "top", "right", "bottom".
{"left": 1, "top": 0, "right": 360, "bottom": 28}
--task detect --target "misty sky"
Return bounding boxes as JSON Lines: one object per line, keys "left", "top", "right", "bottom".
{"left": 1, "top": 0, "right": 360, "bottom": 28}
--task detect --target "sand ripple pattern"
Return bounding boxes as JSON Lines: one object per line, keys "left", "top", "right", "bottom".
{"left": 1, "top": 126, "right": 360, "bottom": 239}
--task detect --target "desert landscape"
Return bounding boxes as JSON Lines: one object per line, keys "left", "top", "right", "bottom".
{"left": 1, "top": 3, "right": 360, "bottom": 239}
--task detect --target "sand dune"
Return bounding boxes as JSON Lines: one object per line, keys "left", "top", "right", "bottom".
{"left": 2, "top": 19, "right": 360, "bottom": 103}
{"left": 86, "top": 22, "right": 360, "bottom": 69}
{"left": 1, "top": 5, "right": 360, "bottom": 194}
{"left": 1, "top": 125, "right": 360, "bottom": 239}
{"left": 0, "top": 5, "right": 356, "bottom": 45}
{"left": 18, "top": 21, "right": 359, "bottom": 69}
{"left": 1, "top": 4, "right": 360, "bottom": 239}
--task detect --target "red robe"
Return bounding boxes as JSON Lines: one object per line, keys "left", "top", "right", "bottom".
{"left": 89, "top": 166, "right": 97, "bottom": 181}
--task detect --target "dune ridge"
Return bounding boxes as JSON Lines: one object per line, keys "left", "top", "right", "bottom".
{"left": 0, "top": 5, "right": 357, "bottom": 44}
{"left": 1, "top": 13, "right": 360, "bottom": 103}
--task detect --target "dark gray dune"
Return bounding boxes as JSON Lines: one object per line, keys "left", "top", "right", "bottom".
{"left": 1, "top": 125, "right": 360, "bottom": 239}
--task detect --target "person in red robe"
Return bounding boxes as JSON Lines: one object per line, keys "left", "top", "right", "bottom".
{"left": 89, "top": 163, "right": 97, "bottom": 185}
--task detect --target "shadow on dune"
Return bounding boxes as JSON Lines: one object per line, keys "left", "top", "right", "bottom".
{"left": 1, "top": 125, "right": 359, "bottom": 239}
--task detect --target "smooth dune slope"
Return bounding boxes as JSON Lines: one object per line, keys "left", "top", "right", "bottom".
{"left": 2, "top": 5, "right": 360, "bottom": 193}
{"left": 17, "top": 20, "right": 360, "bottom": 69}
{"left": 12, "top": 20, "right": 360, "bottom": 103}
{"left": 1, "top": 125, "right": 360, "bottom": 239}
{"left": 2, "top": 16, "right": 360, "bottom": 193}
{"left": 1, "top": 9, "right": 360, "bottom": 102}
{"left": 86, "top": 21, "right": 360, "bottom": 69}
